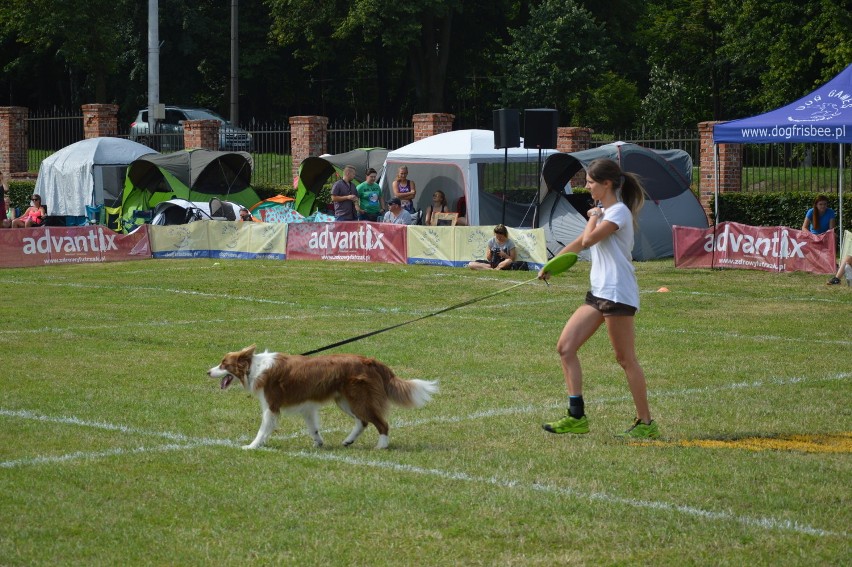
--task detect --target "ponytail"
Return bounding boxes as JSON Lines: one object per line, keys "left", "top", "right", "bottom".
{"left": 586, "top": 159, "right": 646, "bottom": 227}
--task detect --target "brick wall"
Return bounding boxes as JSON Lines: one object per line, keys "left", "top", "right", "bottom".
{"left": 0, "top": 107, "right": 28, "bottom": 175}
{"left": 289, "top": 116, "right": 328, "bottom": 174}
{"left": 699, "top": 121, "right": 742, "bottom": 222}
{"left": 82, "top": 104, "right": 119, "bottom": 138}
{"left": 557, "top": 127, "right": 593, "bottom": 189}
{"left": 184, "top": 119, "right": 221, "bottom": 150}
{"left": 412, "top": 113, "right": 454, "bottom": 141}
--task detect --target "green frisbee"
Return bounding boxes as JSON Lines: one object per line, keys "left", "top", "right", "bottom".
{"left": 541, "top": 252, "right": 578, "bottom": 276}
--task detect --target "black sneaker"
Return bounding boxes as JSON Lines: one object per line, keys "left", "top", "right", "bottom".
{"left": 827, "top": 277, "right": 841, "bottom": 285}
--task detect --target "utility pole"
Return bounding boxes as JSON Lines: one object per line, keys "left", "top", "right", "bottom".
{"left": 230, "top": 0, "right": 239, "bottom": 125}
{"left": 148, "top": 0, "right": 160, "bottom": 144}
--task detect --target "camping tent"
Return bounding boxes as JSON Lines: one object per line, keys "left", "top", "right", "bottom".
{"left": 379, "top": 130, "right": 556, "bottom": 226}
{"left": 35, "top": 137, "right": 157, "bottom": 220}
{"left": 121, "top": 149, "right": 260, "bottom": 230}
{"left": 539, "top": 142, "right": 708, "bottom": 260}
{"left": 713, "top": 62, "right": 852, "bottom": 250}
{"left": 293, "top": 148, "right": 389, "bottom": 216}
{"left": 150, "top": 199, "right": 243, "bottom": 226}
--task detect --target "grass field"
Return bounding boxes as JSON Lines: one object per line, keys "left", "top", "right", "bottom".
{"left": 1, "top": 258, "right": 849, "bottom": 565}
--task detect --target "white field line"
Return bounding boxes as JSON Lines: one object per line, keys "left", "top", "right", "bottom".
{"left": 2, "top": 373, "right": 850, "bottom": 538}
{"left": 287, "top": 450, "right": 845, "bottom": 538}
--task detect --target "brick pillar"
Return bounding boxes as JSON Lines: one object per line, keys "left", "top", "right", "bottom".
{"left": 289, "top": 116, "right": 328, "bottom": 174}
{"left": 184, "top": 119, "right": 221, "bottom": 150}
{"left": 699, "top": 121, "right": 742, "bottom": 222}
{"left": 0, "top": 106, "right": 28, "bottom": 175}
{"left": 557, "top": 126, "right": 593, "bottom": 189}
{"left": 82, "top": 104, "right": 119, "bottom": 138}
{"left": 412, "top": 113, "right": 454, "bottom": 141}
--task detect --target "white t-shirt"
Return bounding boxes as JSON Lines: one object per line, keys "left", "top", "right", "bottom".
{"left": 589, "top": 201, "right": 639, "bottom": 309}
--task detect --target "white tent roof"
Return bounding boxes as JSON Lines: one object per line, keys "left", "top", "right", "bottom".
{"left": 387, "top": 129, "right": 551, "bottom": 162}
{"left": 381, "top": 129, "right": 556, "bottom": 225}
{"left": 36, "top": 137, "right": 157, "bottom": 216}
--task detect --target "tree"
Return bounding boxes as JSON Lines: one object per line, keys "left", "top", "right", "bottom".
{"left": 0, "top": 0, "right": 133, "bottom": 105}
{"left": 266, "top": 0, "right": 477, "bottom": 115}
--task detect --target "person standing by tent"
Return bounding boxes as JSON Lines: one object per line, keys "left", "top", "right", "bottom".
{"left": 392, "top": 166, "right": 417, "bottom": 216}
{"left": 0, "top": 171, "right": 9, "bottom": 228}
{"left": 331, "top": 165, "right": 360, "bottom": 221}
{"left": 538, "top": 158, "right": 659, "bottom": 439}
{"left": 356, "top": 168, "right": 385, "bottom": 222}
{"left": 801, "top": 195, "right": 836, "bottom": 235}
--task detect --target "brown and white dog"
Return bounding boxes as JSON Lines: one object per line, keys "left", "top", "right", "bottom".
{"left": 208, "top": 345, "right": 438, "bottom": 450}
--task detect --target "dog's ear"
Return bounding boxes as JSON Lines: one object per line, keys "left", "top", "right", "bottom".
{"left": 241, "top": 344, "right": 257, "bottom": 358}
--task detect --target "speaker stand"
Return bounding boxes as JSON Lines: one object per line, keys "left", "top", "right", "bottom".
{"left": 501, "top": 147, "right": 508, "bottom": 224}
{"left": 533, "top": 147, "right": 543, "bottom": 228}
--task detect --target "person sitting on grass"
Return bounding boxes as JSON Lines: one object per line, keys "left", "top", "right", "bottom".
{"left": 467, "top": 224, "right": 516, "bottom": 270}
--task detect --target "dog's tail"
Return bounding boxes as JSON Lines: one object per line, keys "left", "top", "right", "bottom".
{"left": 376, "top": 363, "right": 438, "bottom": 408}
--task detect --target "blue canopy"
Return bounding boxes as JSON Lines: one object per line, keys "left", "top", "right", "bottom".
{"left": 713, "top": 63, "right": 852, "bottom": 143}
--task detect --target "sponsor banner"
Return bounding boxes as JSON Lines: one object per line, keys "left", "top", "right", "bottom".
{"left": 285, "top": 221, "right": 407, "bottom": 263}
{"left": 452, "top": 226, "right": 547, "bottom": 269}
{"left": 0, "top": 225, "right": 151, "bottom": 268}
{"left": 407, "top": 225, "right": 456, "bottom": 266}
{"left": 149, "top": 221, "right": 286, "bottom": 260}
{"left": 673, "top": 222, "right": 836, "bottom": 274}
{"left": 150, "top": 221, "right": 212, "bottom": 258}
{"left": 506, "top": 227, "right": 547, "bottom": 269}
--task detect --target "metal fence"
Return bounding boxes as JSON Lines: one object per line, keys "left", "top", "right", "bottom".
{"left": 740, "top": 143, "right": 851, "bottom": 194}
{"left": 244, "top": 121, "right": 292, "bottom": 187}
{"left": 327, "top": 117, "right": 413, "bottom": 155}
{"left": 21, "top": 112, "right": 849, "bottom": 194}
{"left": 27, "top": 109, "right": 84, "bottom": 172}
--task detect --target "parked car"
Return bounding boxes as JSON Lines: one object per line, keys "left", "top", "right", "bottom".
{"left": 129, "top": 106, "right": 253, "bottom": 152}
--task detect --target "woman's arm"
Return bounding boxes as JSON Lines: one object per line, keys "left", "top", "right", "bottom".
{"left": 801, "top": 216, "right": 810, "bottom": 232}
{"left": 579, "top": 207, "right": 618, "bottom": 248}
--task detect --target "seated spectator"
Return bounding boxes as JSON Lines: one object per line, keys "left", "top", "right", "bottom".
{"left": 467, "top": 224, "right": 517, "bottom": 270}
{"left": 455, "top": 195, "right": 468, "bottom": 226}
{"left": 12, "top": 194, "right": 46, "bottom": 228}
{"left": 239, "top": 207, "right": 254, "bottom": 222}
{"left": 425, "top": 190, "right": 450, "bottom": 226}
{"left": 801, "top": 195, "right": 836, "bottom": 235}
{"left": 382, "top": 198, "right": 413, "bottom": 225}
{"left": 2, "top": 194, "right": 13, "bottom": 229}
{"left": 827, "top": 255, "right": 852, "bottom": 285}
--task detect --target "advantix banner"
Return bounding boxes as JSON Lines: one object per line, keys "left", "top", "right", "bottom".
{"left": 673, "top": 222, "right": 836, "bottom": 274}
{"left": 0, "top": 225, "right": 151, "bottom": 268}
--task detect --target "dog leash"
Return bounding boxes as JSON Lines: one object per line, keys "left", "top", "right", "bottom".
{"left": 300, "top": 276, "right": 542, "bottom": 356}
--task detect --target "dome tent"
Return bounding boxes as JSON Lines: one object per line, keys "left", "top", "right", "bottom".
{"left": 121, "top": 149, "right": 260, "bottom": 232}
{"left": 539, "top": 142, "right": 708, "bottom": 260}
{"left": 35, "top": 137, "right": 156, "bottom": 222}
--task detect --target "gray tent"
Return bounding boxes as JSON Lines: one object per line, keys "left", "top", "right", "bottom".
{"left": 540, "top": 142, "right": 708, "bottom": 260}
{"left": 36, "top": 137, "right": 157, "bottom": 218}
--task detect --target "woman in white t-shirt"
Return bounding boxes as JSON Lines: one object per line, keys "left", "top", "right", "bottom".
{"left": 538, "top": 158, "right": 659, "bottom": 440}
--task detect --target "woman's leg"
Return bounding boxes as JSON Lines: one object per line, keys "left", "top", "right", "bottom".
{"left": 605, "top": 315, "right": 651, "bottom": 422}
{"left": 557, "top": 305, "right": 604, "bottom": 396}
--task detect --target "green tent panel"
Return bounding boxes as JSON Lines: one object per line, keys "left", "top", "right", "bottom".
{"left": 293, "top": 148, "right": 389, "bottom": 216}
{"left": 121, "top": 149, "right": 260, "bottom": 231}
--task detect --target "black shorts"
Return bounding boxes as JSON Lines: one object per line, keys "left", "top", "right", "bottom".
{"left": 584, "top": 291, "right": 637, "bottom": 317}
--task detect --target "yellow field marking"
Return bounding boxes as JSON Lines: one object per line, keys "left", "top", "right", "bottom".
{"left": 643, "top": 432, "right": 852, "bottom": 453}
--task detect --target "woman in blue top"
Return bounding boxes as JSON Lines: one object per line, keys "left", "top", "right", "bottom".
{"left": 538, "top": 158, "right": 658, "bottom": 439}
{"left": 801, "top": 195, "right": 836, "bottom": 235}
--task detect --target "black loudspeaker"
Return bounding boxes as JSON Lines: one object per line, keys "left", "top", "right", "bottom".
{"left": 493, "top": 109, "right": 520, "bottom": 149}
{"left": 524, "top": 108, "right": 559, "bottom": 149}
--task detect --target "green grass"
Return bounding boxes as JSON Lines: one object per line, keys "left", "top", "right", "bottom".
{"left": 1, "top": 259, "right": 850, "bottom": 565}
